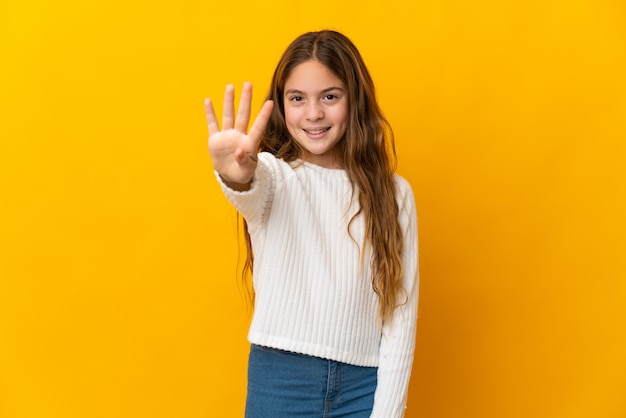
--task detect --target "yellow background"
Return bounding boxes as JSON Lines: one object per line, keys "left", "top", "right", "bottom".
{"left": 1, "top": 0, "right": 625, "bottom": 417}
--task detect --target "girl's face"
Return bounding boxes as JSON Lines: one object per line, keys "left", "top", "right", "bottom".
{"left": 283, "top": 60, "right": 348, "bottom": 168}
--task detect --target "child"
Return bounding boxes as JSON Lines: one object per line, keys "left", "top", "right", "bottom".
{"left": 205, "top": 30, "right": 419, "bottom": 418}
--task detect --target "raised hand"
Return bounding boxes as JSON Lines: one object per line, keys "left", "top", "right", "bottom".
{"left": 205, "top": 82, "right": 274, "bottom": 191}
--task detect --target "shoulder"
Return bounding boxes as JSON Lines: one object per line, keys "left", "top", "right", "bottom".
{"left": 393, "top": 173, "right": 418, "bottom": 220}
{"left": 393, "top": 174, "right": 415, "bottom": 202}
{"left": 258, "top": 152, "right": 296, "bottom": 173}
{"left": 258, "top": 151, "right": 279, "bottom": 167}
{"left": 256, "top": 152, "right": 291, "bottom": 180}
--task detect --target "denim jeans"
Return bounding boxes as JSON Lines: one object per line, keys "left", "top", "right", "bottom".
{"left": 245, "top": 344, "right": 377, "bottom": 418}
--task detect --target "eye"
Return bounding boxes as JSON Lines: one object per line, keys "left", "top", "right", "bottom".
{"left": 324, "top": 94, "right": 338, "bottom": 101}
{"left": 289, "top": 96, "right": 304, "bottom": 102}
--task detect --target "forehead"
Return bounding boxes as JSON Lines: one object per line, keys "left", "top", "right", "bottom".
{"left": 284, "top": 60, "right": 344, "bottom": 92}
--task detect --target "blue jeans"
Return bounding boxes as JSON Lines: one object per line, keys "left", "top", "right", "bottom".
{"left": 245, "top": 344, "right": 377, "bottom": 418}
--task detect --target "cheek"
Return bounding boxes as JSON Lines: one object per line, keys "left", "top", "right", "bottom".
{"left": 337, "top": 110, "right": 349, "bottom": 138}
{"left": 284, "top": 107, "right": 298, "bottom": 129}
{"left": 335, "top": 102, "right": 349, "bottom": 122}
{"left": 337, "top": 107, "right": 349, "bottom": 129}
{"left": 284, "top": 113, "right": 301, "bottom": 139}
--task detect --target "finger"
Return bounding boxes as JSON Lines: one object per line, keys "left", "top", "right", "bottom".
{"left": 222, "top": 84, "right": 235, "bottom": 130}
{"left": 204, "top": 98, "right": 220, "bottom": 137}
{"left": 234, "top": 147, "right": 247, "bottom": 164}
{"left": 235, "top": 82, "right": 253, "bottom": 132}
{"left": 235, "top": 145, "right": 258, "bottom": 165}
{"left": 246, "top": 100, "right": 274, "bottom": 150}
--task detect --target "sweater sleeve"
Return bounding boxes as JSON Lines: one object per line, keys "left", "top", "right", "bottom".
{"left": 370, "top": 178, "right": 419, "bottom": 418}
{"left": 214, "top": 153, "right": 276, "bottom": 233}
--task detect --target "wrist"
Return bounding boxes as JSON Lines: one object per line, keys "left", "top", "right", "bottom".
{"left": 220, "top": 174, "right": 252, "bottom": 192}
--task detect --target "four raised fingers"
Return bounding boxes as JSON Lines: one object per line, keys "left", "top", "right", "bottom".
{"left": 205, "top": 82, "right": 271, "bottom": 140}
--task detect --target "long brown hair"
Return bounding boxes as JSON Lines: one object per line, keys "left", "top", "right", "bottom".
{"left": 242, "top": 30, "right": 405, "bottom": 323}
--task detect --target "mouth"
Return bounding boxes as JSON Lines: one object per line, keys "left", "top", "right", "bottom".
{"left": 303, "top": 127, "right": 330, "bottom": 135}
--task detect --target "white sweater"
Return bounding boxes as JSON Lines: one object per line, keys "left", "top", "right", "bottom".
{"left": 216, "top": 152, "right": 419, "bottom": 417}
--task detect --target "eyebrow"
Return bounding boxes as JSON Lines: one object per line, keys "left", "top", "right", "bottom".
{"left": 284, "top": 86, "right": 344, "bottom": 95}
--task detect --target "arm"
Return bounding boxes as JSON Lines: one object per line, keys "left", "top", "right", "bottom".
{"left": 204, "top": 82, "right": 274, "bottom": 191}
{"left": 371, "top": 182, "right": 419, "bottom": 418}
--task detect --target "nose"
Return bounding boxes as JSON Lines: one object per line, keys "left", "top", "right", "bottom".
{"left": 305, "top": 101, "right": 324, "bottom": 121}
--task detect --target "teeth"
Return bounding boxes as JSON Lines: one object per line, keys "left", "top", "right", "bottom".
{"left": 306, "top": 128, "right": 328, "bottom": 134}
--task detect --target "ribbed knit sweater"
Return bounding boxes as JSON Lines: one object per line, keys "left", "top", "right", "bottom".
{"left": 216, "top": 152, "right": 419, "bottom": 417}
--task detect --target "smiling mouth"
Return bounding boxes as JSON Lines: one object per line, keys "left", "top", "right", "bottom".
{"left": 304, "top": 128, "right": 330, "bottom": 135}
